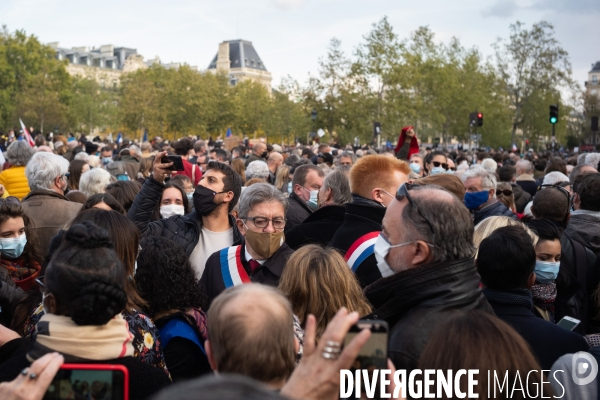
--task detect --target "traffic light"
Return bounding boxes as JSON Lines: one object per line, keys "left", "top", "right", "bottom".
{"left": 477, "top": 113, "right": 483, "bottom": 127}
{"left": 549, "top": 104, "right": 559, "bottom": 124}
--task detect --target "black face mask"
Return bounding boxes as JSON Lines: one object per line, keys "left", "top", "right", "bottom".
{"left": 193, "top": 185, "right": 224, "bottom": 216}
{"left": 261, "top": 151, "right": 268, "bottom": 159}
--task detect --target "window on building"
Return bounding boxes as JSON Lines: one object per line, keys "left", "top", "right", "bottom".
{"left": 593, "top": 75, "right": 598, "bottom": 84}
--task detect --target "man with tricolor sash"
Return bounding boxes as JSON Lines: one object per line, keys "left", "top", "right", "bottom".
{"left": 329, "top": 155, "right": 410, "bottom": 287}
{"left": 200, "top": 183, "right": 294, "bottom": 307}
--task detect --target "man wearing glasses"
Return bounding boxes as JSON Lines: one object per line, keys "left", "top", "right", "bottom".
{"left": 364, "top": 183, "right": 493, "bottom": 371}
{"left": 200, "top": 183, "right": 293, "bottom": 307}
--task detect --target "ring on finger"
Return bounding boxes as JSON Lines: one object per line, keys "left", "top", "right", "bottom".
{"left": 321, "top": 350, "right": 341, "bottom": 360}
{"left": 20, "top": 368, "right": 28, "bottom": 376}
{"left": 29, "top": 372, "right": 37, "bottom": 380}
{"left": 325, "top": 340, "right": 342, "bottom": 349}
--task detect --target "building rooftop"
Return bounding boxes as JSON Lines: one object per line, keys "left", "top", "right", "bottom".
{"left": 591, "top": 61, "right": 600, "bottom": 73}
{"left": 207, "top": 39, "right": 268, "bottom": 71}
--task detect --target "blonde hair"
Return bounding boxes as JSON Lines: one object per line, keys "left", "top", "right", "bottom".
{"left": 474, "top": 216, "right": 538, "bottom": 256}
{"left": 278, "top": 245, "right": 372, "bottom": 338}
{"left": 274, "top": 164, "right": 290, "bottom": 190}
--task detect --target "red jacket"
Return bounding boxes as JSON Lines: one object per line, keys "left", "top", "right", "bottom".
{"left": 172, "top": 159, "right": 202, "bottom": 186}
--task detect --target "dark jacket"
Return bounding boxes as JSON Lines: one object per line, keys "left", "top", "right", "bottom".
{"left": 21, "top": 190, "right": 82, "bottom": 257}
{"left": 555, "top": 233, "right": 600, "bottom": 334}
{"left": 516, "top": 175, "right": 538, "bottom": 198}
{"left": 286, "top": 205, "right": 345, "bottom": 250}
{"left": 128, "top": 177, "right": 242, "bottom": 257}
{"left": 284, "top": 192, "right": 313, "bottom": 235}
{"left": 0, "top": 268, "right": 25, "bottom": 326}
{"left": 0, "top": 340, "right": 170, "bottom": 400}
{"left": 484, "top": 289, "right": 589, "bottom": 370}
{"left": 328, "top": 201, "right": 386, "bottom": 288}
{"left": 565, "top": 213, "right": 600, "bottom": 256}
{"left": 364, "top": 257, "right": 494, "bottom": 371}
{"left": 200, "top": 241, "right": 293, "bottom": 308}
{"left": 472, "top": 200, "right": 517, "bottom": 226}
{"left": 395, "top": 139, "right": 411, "bottom": 161}
{"left": 245, "top": 154, "right": 262, "bottom": 167}
{"left": 511, "top": 182, "right": 531, "bottom": 214}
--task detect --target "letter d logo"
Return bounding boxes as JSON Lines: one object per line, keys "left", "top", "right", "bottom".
{"left": 572, "top": 352, "right": 598, "bottom": 386}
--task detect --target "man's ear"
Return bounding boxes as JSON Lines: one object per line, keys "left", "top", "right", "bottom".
{"left": 205, "top": 340, "right": 218, "bottom": 371}
{"left": 526, "top": 272, "right": 536, "bottom": 289}
{"left": 411, "top": 240, "right": 431, "bottom": 267}
{"left": 236, "top": 219, "right": 246, "bottom": 236}
{"left": 371, "top": 188, "right": 384, "bottom": 204}
{"left": 325, "top": 188, "right": 333, "bottom": 203}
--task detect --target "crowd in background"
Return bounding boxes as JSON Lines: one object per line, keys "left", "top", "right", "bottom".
{"left": 0, "top": 127, "right": 599, "bottom": 399}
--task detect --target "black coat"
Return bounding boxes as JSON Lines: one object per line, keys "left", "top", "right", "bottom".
{"left": 328, "top": 202, "right": 385, "bottom": 288}
{"left": 511, "top": 182, "right": 531, "bottom": 214}
{"left": 472, "top": 200, "right": 517, "bottom": 226}
{"left": 485, "top": 293, "right": 589, "bottom": 370}
{"left": 128, "top": 177, "right": 242, "bottom": 257}
{"left": 199, "top": 241, "right": 294, "bottom": 308}
{"left": 284, "top": 192, "right": 313, "bottom": 235}
{"left": 555, "top": 234, "right": 600, "bottom": 334}
{"left": 364, "top": 257, "right": 494, "bottom": 372}
{"left": 517, "top": 180, "right": 538, "bottom": 198}
{"left": 285, "top": 205, "right": 345, "bottom": 250}
{"left": 0, "top": 341, "right": 170, "bottom": 400}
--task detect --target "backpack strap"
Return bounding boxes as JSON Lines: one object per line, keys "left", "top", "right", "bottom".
{"left": 159, "top": 317, "right": 205, "bottom": 355}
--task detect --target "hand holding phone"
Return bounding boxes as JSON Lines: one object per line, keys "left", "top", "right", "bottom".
{"left": 557, "top": 316, "right": 580, "bottom": 331}
{"left": 161, "top": 155, "right": 185, "bottom": 172}
{"left": 46, "top": 364, "right": 128, "bottom": 400}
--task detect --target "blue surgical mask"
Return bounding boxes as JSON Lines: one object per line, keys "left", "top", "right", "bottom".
{"left": 464, "top": 191, "right": 489, "bottom": 210}
{"left": 186, "top": 192, "right": 194, "bottom": 201}
{"left": 102, "top": 157, "right": 113, "bottom": 165}
{"left": 534, "top": 260, "right": 560, "bottom": 284}
{"left": 0, "top": 233, "right": 27, "bottom": 259}
{"left": 430, "top": 166, "right": 445, "bottom": 175}
{"left": 304, "top": 188, "right": 319, "bottom": 211}
{"left": 409, "top": 163, "right": 421, "bottom": 174}
{"left": 287, "top": 182, "right": 292, "bottom": 194}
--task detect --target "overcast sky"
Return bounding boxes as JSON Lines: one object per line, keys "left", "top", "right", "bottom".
{"left": 2, "top": 0, "right": 598, "bottom": 88}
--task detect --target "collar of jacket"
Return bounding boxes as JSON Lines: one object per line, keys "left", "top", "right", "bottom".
{"left": 344, "top": 202, "right": 386, "bottom": 225}
{"left": 351, "top": 193, "right": 384, "bottom": 208}
{"left": 364, "top": 257, "right": 482, "bottom": 323}
{"left": 22, "top": 189, "right": 69, "bottom": 202}
{"left": 183, "top": 211, "right": 243, "bottom": 246}
{"left": 473, "top": 199, "right": 509, "bottom": 217}
{"left": 289, "top": 191, "right": 313, "bottom": 215}
{"left": 516, "top": 174, "right": 536, "bottom": 182}
{"left": 302, "top": 204, "right": 346, "bottom": 224}
{"left": 240, "top": 240, "right": 291, "bottom": 277}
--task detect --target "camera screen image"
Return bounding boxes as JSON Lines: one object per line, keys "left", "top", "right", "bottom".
{"left": 45, "top": 369, "right": 122, "bottom": 400}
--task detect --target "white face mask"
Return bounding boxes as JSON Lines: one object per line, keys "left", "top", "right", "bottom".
{"left": 160, "top": 204, "right": 185, "bottom": 219}
{"left": 374, "top": 233, "right": 414, "bottom": 277}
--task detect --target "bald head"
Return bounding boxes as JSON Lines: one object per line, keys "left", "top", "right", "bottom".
{"left": 267, "top": 152, "right": 284, "bottom": 173}
{"left": 253, "top": 143, "right": 267, "bottom": 156}
{"left": 207, "top": 284, "right": 295, "bottom": 387}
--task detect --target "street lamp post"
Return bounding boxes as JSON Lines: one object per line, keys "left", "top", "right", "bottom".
{"left": 309, "top": 108, "right": 317, "bottom": 145}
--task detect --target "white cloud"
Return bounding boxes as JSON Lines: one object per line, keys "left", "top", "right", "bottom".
{"left": 271, "top": 0, "right": 307, "bottom": 10}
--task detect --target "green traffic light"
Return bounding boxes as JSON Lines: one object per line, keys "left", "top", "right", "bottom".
{"left": 550, "top": 117, "right": 557, "bottom": 124}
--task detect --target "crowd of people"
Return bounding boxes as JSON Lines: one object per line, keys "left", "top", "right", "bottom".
{"left": 0, "top": 128, "right": 599, "bottom": 399}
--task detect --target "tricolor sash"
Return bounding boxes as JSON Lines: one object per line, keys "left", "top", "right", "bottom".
{"left": 345, "top": 232, "right": 380, "bottom": 272}
{"left": 219, "top": 246, "right": 251, "bottom": 288}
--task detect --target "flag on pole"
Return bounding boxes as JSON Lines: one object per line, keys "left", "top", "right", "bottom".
{"left": 143, "top": 129, "right": 148, "bottom": 143}
{"left": 19, "top": 119, "right": 35, "bottom": 147}
{"left": 108, "top": 133, "right": 113, "bottom": 143}
{"left": 511, "top": 143, "right": 518, "bottom": 152}
{"left": 117, "top": 133, "right": 123, "bottom": 144}
{"left": 226, "top": 127, "right": 232, "bottom": 138}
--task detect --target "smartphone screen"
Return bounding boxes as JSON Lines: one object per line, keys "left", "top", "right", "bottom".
{"left": 557, "top": 317, "right": 580, "bottom": 331}
{"left": 344, "top": 329, "right": 388, "bottom": 369}
{"left": 45, "top": 366, "right": 126, "bottom": 400}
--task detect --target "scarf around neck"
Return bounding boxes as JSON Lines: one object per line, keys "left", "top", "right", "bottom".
{"left": 28, "top": 313, "right": 134, "bottom": 363}
{"left": 530, "top": 282, "right": 557, "bottom": 311}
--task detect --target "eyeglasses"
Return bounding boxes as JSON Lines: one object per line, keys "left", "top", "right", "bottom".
{"left": 395, "top": 183, "right": 435, "bottom": 239}
{"left": 35, "top": 275, "right": 47, "bottom": 293}
{"left": 244, "top": 216, "right": 286, "bottom": 230}
{"left": 432, "top": 161, "right": 448, "bottom": 170}
{"left": 496, "top": 189, "right": 513, "bottom": 197}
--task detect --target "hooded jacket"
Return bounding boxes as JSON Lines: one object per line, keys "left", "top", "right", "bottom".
{"left": 128, "top": 177, "right": 242, "bottom": 257}
{"left": 364, "top": 257, "right": 494, "bottom": 371}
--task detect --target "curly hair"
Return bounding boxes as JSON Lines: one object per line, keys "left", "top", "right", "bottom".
{"left": 135, "top": 236, "right": 205, "bottom": 315}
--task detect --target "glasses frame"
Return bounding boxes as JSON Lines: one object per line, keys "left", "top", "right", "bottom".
{"left": 244, "top": 216, "right": 286, "bottom": 231}
{"left": 537, "top": 184, "right": 571, "bottom": 209}
{"left": 395, "top": 183, "right": 436, "bottom": 241}
{"left": 496, "top": 189, "right": 513, "bottom": 197}
{"left": 432, "top": 161, "right": 449, "bottom": 170}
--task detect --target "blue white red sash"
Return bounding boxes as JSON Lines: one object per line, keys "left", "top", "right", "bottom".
{"left": 345, "top": 232, "right": 380, "bottom": 272}
{"left": 219, "top": 245, "right": 251, "bottom": 288}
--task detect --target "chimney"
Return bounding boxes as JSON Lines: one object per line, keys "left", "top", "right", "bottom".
{"left": 216, "top": 42, "right": 230, "bottom": 71}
